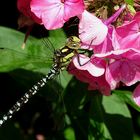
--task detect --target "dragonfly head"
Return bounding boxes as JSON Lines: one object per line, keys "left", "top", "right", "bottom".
{"left": 66, "top": 36, "right": 81, "bottom": 50}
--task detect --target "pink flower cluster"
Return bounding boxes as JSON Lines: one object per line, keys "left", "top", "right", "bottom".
{"left": 71, "top": 5, "right": 140, "bottom": 106}
{"left": 17, "top": 0, "right": 140, "bottom": 106}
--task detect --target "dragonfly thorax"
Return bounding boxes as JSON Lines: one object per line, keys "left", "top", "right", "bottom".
{"left": 53, "top": 36, "right": 81, "bottom": 70}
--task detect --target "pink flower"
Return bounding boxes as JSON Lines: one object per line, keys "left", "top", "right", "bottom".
{"left": 17, "top": 0, "right": 42, "bottom": 24}
{"left": 70, "top": 48, "right": 140, "bottom": 97}
{"left": 92, "top": 25, "right": 117, "bottom": 53}
{"left": 72, "top": 54, "right": 105, "bottom": 77}
{"left": 115, "top": 12, "right": 140, "bottom": 50}
{"left": 133, "top": 84, "right": 140, "bottom": 106}
{"left": 133, "top": 11, "right": 140, "bottom": 21}
{"left": 78, "top": 10, "right": 108, "bottom": 46}
{"left": 68, "top": 4, "right": 127, "bottom": 96}
{"left": 78, "top": 4, "right": 126, "bottom": 48}
{"left": 30, "top": 0, "right": 85, "bottom": 30}
{"left": 69, "top": 63, "right": 111, "bottom": 95}
{"left": 94, "top": 48, "right": 140, "bottom": 89}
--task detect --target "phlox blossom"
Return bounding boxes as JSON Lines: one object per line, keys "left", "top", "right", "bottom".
{"left": 92, "top": 25, "right": 117, "bottom": 53}
{"left": 94, "top": 48, "right": 140, "bottom": 89}
{"left": 17, "top": 0, "right": 42, "bottom": 24}
{"left": 71, "top": 46, "right": 140, "bottom": 105}
{"left": 73, "top": 54, "right": 105, "bottom": 77}
{"left": 133, "top": 84, "right": 140, "bottom": 106}
{"left": 69, "top": 4, "right": 128, "bottom": 97}
{"left": 30, "top": 0, "right": 85, "bottom": 30}
{"left": 78, "top": 4, "right": 126, "bottom": 48}
{"left": 71, "top": 4, "right": 126, "bottom": 75}
{"left": 93, "top": 48, "right": 140, "bottom": 106}
{"left": 78, "top": 10, "right": 108, "bottom": 46}
{"left": 69, "top": 63, "right": 111, "bottom": 95}
{"left": 115, "top": 11, "right": 140, "bottom": 50}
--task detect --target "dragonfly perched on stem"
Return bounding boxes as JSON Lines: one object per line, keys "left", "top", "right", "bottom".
{"left": 0, "top": 33, "right": 81, "bottom": 127}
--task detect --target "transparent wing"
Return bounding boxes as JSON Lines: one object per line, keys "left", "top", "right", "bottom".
{"left": 0, "top": 27, "right": 56, "bottom": 74}
{"left": 0, "top": 43, "right": 53, "bottom": 74}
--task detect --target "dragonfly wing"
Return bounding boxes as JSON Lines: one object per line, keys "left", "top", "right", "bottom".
{"left": 0, "top": 45, "right": 53, "bottom": 74}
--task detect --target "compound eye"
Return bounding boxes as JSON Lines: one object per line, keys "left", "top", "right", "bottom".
{"left": 72, "top": 43, "right": 77, "bottom": 48}
{"left": 68, "top": 36, "right": 74, "bottom": 42}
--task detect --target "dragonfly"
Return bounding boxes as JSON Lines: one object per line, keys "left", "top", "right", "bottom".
{"left": 0, "top": 36, "right": 81, "bottom": 127}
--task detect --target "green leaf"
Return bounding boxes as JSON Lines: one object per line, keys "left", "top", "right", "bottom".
{"left": 102, "top": 94, "right": 133, "bottom": 140}
{"left": 63, "top": 79, "right": 93, "bottom": 140}
{"left": 127, "top": 4, "right": 136, "bottom": 14}
{"left": 63, "top": 79, "right": 111, "bottom": 140}
{"left": 88, "top": 94, "right": 112, "bottom": 140}
{"left": 63, "top": 79, "right": 133, "bottom": 140}
{"left": 0, "top": 26, "right": 51, "bottom": 73}
{"left": 48, "top": 28, "right": 67, "bottom": 50}
{"left": 0, "top": 26, "right": 66, "bottom": 74}
{"left": 124, "top": 0, "right": 133, "bottom": 5}
{"left": 64, "top": 127, "right": 76, "bottom": 140}
{"left": 113, "top": 90, "right": 140, "bottom": 112}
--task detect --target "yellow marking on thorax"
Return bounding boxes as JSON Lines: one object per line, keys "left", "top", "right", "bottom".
{"left": 60, "top": 52, "right": 75, "bottom": 70}
{"left": 56, "top": 36, "right": 81, "bottom": 70}
{"left": 61, "top": 48, "right": 69, "bottom": 53}
{"left": 62, "top": 52, "right": 75, "bottom": 62}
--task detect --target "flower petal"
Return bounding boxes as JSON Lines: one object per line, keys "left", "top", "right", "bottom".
{"left": 31, "top": 0, "right": 65, "bottom": 29}
{"left": 17, "top": 0, "right": 42, "bottom": 24}
{"left": 73, "top": 55, "right": 105, "bottom": 77}
{"left": 133, "top": 84, "right": 140, "bottom": 106}
{"left": 64, "top": 0, "right": 84, "bottom": 21}
{"left": 31, "top": 0, "right": 84, "bottom": 30}
{"left": 69, "top": 65, "right": 111, "bottom": 96}
{"left": 105, "top": 61, "right": 121, "bottom": 89}
{"left": 78, "top": 10, "right": 108, "bottom": 45}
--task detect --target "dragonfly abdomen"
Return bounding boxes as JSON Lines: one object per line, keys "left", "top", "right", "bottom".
{"left": 0, "top": 64, "right": 60, "bottom": 126}
{"left": 0, "top": 36, "right": 81, "bottom": 126}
